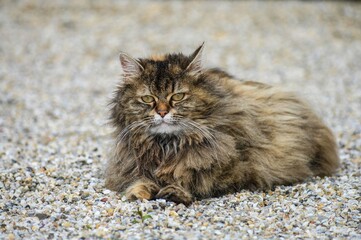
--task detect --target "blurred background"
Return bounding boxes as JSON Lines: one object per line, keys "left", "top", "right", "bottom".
{"left": 1, "top": 0, "right": 360, "bottom": 176}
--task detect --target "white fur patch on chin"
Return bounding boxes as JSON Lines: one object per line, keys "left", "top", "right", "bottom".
{"left": 151, "top": 113, "right": 181, "bottom": 134}
{"left": 150, "top": 123, "right": 181, "bottom": 134}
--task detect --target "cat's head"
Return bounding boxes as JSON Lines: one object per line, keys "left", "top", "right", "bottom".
{"left": 111, "top": 44, "right": 227, "bottom": 138}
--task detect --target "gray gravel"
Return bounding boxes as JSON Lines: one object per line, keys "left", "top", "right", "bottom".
{"left": 1, "top": 1, "right": 360, "bottom": 239}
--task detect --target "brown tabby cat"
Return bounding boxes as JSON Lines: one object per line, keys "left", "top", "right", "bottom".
{"left": 105, "top": 44, "right": 340, "bottom": 205}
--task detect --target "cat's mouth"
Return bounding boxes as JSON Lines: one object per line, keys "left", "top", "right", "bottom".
{"left": 154, "top": 119, "right": 172, "bottom": 125}
{"left": 150, "top": 120, "right": 181, "bottom": 134}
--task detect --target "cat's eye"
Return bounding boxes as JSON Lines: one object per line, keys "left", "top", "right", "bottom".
{"left": 171, "top": 93, "right": 185, "bottom": 101}
{"left": 141, "top": 95, "right": 155, "bottom": 103}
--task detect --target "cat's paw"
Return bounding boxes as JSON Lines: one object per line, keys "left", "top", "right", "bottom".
{"left": 125, "top": 180, "right": 160, "bottom": 201}
{"left": 156, "top": 185, "right": 193, "bottom": 206}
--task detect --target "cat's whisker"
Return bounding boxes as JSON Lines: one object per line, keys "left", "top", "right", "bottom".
{"left": 185, "top": 121, "right": 217, "bottom": 142}
{"left": 188, "top": 122, "right": 231, "bottom": 167}
{"left": 177, "top": 120, "right": 225, "bottom": 162}
{"left": 179, "top": 121, "right": 217, "bottom": 148}
{"left": 117, "top": 118, "right": 154, "bottom": 144}
{"left": 118, "top": 120, "right": 144, "bottom": 137}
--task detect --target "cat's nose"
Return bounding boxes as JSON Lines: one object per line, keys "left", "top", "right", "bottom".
{"left": 156, "top": 101, "right": 170, "bottom": 118}
{"left": 157, "top": 110, "right": 168, "bottom": 118}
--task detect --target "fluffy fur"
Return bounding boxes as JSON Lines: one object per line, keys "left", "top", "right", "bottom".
{"left": 105, "top": 44, "right": 340, "bottom": 205}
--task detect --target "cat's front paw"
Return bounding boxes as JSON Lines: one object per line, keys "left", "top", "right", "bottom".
{"left": 156, "top": 185, "right": 193, "bottom": 206}
{"left": 125, "top": 180, "right": 160, "bottom": 201}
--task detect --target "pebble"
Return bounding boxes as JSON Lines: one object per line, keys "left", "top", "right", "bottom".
{"left": 0, "top": 1, "right": 360, "bottom": 240}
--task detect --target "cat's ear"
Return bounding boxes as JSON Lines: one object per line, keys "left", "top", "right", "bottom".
{"left": 119, "top": 52, "right": 144, "bottom": 78}
{"left": 185, "top": 42, "right": 204, "bottom": 75}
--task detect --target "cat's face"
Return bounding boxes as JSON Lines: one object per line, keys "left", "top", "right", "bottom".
{"left": 133, "top": 83, "right": 191, "bottom": 134}
{"left": 112, "top": 44, "right": 224, "bottom": 137}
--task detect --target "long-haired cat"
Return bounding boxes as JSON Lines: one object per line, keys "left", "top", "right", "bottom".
{"left": 105, "top": 44, "right": 340, "bottom": 205}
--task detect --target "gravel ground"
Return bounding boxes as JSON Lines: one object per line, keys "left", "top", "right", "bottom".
{"left": 1, "top": 1, "right": 360, "bottom": 239}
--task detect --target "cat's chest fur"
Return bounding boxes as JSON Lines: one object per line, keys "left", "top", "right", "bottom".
{"left": 133, "top": 136, "right": 189, "bottom": 185}
{"left": 133, "top": 133, "right": 237, "bottom": 186}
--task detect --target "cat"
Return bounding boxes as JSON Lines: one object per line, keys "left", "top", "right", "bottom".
{"left": 105, "top": 43, "right": 340, "bottom": 205}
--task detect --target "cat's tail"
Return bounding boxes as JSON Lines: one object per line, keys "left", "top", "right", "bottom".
{"left": 310, "top": 125, "right": 341, "bottom": 177}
